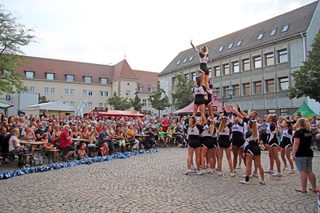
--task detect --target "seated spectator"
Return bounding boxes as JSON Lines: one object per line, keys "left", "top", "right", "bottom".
{"left": 174, "top": 123, "right": 185, "bottom": 147}
{"left": 9, "top": 128, "right": 29, "bottom": 167}
{"left": 34, "top": 123, "right": 44, "bottom": 141}
{"left": 97, "top": 126, "right": 110, "bottom": 156}
{"left": 126, "top": 124, "right": 139, "bottom": 150}
{"left": 51, "top": 125, "right": 61, "bottom": 147}
{"left": 24, "top": 127, "right": 36, "bottom": 141}
{"left": 77, "top": 142, "right": 88, "bottom": 160}
{"left": 144, "top": 124, "right": 156, "bottom": 149}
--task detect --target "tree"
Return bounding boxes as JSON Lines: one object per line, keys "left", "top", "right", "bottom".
{"left": 172, "top": 72, "right": 194, "bottom": 109}
{"left": 38, "top": 95, "right": 48, "bottom": 104}
{"left": 107, "top": 92, "right": 131, "bottom": 110}
{"left": 149, "top": 82, "right": 171, "bottom": 116}
{"left": 0, "top": 5, "right": 34, "bottom": 94}
{"left": 130, "top": 91, "right": 143, "bottom": 111}
{"left": 289, "top": 33, "right": 320, "bottom": 102}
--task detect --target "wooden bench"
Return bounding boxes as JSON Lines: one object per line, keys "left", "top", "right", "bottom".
{"left": 46, "top": 149, "right": 60, "bottom": 163}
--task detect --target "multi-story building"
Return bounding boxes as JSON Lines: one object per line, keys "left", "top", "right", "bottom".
{"left": 160, "top": 1, "right": 320, "bottom": 116}
{"left": 5, "top": 56, "right": 158, "bottom": 114}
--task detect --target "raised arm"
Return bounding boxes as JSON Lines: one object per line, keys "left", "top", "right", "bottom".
{"left": 190, "top": 40, "right": 199, "bottom": 52}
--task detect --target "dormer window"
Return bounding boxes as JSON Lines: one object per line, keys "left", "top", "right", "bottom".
{"left": 270, "top": 28, "right": 277, "bottom": 36}
{"left": 218, "top": 46, "right": 224, "bottom": 52}
{"left": 46, "top": 73, "right": 54, "bottom": 80}
{"left": 189, "top": 56, "right": 193, "bottom": 61}
{"left": 100, "top": 78, "right": 108, "bottom": 84}
{"left": 66, "top": 74, "right": 74, "bottom": 82}
{"left": 257, "top": 32, "right": 264, "bottom": 40}
{"left": 236, "top": 40, "right": 242, "bottom": 47}
{"left": 282, "top": 24, "right": 289, "bottom": 33}
{"left": 183, "top": 58, "right": 187, "bottom": 63}
{"left": 176, "top": 60, "right": 181, "bottom": 65}
{"left": 84, "top": 76, "right": 92, "bottom": 83}
{"left": 25, "top": 71, "right": 34, "bottom": 79}
{"left": 228, "top": 43, "right": 233, "bottom": 49}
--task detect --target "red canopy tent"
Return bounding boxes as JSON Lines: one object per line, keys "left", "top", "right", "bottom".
{"left": 173, "top": 101, "right": 233, "bottom": 114}
{"left": 88, "top": 109, "right": 145, "bottom": 118}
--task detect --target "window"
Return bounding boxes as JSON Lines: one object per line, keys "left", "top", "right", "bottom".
{"left": 138, "top": 85, "right": 143, "bottom": 92}
{"left": 232, "top": 85, "right": 240, "bottom": 97}
{"left": 189, "top": 56, "right": 193, "bottom": 61}
{"left": 100, "top": 78, "right": 108, "bottom": 84}
{"left": 66, "top": 74, "right": 74, "bottom": 82}
{"left": 279, "top": 77, "right": 289, "bottom": 91}
{"left": 65, "top": 89, "right": 69, "bottom": 95}
{"left": 183, "top": 58, "right": 187, "bottom": 63}
{"left": 280, "top": 109, "right": 289, "bottom": 116}
{"left": 104, "top": 91, "right": 108, "bottom": 97}
{"left": 46, "top": 73, "right": 54, "bottom": 80}
{"left": 88, "top": 90, "right": 93, "bottom": 96}
{"left": 70, "top": 89, "right": 75, "bottom": 95}
{"left": 99, "top": 91, "right": 103, "bottom": 96}
{"left": 266, "top": 79, "right": 275, "bottom": 93}
{"left": 270, "top": 28, "right": 277, "bottom": 36}
{"left": 236, "top": 40, "right": 242, "bottom": 47}
{"left": 232, "top": 61, "right": 239, "bottom": 73}
{"left": 126, "top": 90, "right": 131, "bottom": 96}
{"left": 253, "top": 56, "right": 262, "bottom": 69}
{"left": 254, "top": 81, "right": 262, "bottom": 94}
{"left": 28, "top": 86, "right": 35, "bottom": 93}
{"left": 243, "top": 83, "right": 251, "bottom": 96}
{"left": 100, "top": 91, "right": 108, "bottom": 97}
{"left": 184, "top": 73, "right": 189, "bottom": 79}
{"left": 242, "top": 59, "right": 250, "bottom": 71}
{"left": 44, "top": 87, "right": 49, "bottom": 94}
{"left": 87, "top": 102, "right": 92, "bottom": 108}
{"left": 223, "top": 86, "right": 229, "bottom": 97}
{"left": 278, "top": 49, "right": 288, "bottom": 63}
{"left": 192, "top": 72, "right": 197, "bottom": 81}
{"left": 223, "top": 64, "right": 230, "bottom": 75}
{"left": 142, "top": 99, "right": 147, "bottom": 106}
{"left": 282, "top": 24, "right": 289, "bottom": 33}
{"left": 213, "top": 87, "right": 220, "bottom": 97}
{"left": 84, "top": 76, "right": 92, "bottom": 83}
{"left": 218, "top": 46, "right": 224, "bottom": 52}
{"left": 148, "top": 87, "right": 154, "bottom": 92}
{"left": 25, "top": 71, "right": 34, "bottom": 79}
{"left": 267, "top": 109, "right": 276, "bottom": 114}
{"left": 99, "top": 103, "right": 103, "bottom": 107}
{"left": 83, "top": 90, "right": 87, "bottom": 96}
{"left": 228, "top": 43, "right": 233, "bottom": 49}
{"left": 176, "top": 60, "right": 181, "bottom": 65}
{"left": 214, "top": 66, "right": 221, "bottom": 77}
{"left": 265, "top": 52, "right": 274, "bottom": 66}
{"left": 69, "top": 101, "right": 74, "bottom": 107}
{"left": 104, "top": 103, "right": 108, "bottom": 108}
{"left": 50, "top": 88, "right": 55, "bottom": 94}
{"left": 257, "top": 32, "right": 264, "bottom": 40}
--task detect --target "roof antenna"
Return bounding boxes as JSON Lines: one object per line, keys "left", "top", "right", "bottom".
{"left": 124, "top": 49, "right": 127, "bottom": 59}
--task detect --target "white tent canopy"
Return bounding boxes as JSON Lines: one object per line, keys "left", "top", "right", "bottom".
{"left": 25, "top": 102, "right": 74, "bottom": 116}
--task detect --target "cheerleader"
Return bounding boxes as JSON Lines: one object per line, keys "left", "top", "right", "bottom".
{"left": 240, "top": 120, "right": 265, "bottom": 185}
{"left": 198, "top": 119, "right": 216, "bottom": 175}
{"left": 184, "top": 117, "right": 203, "bottom": 175}
{"left": 190, "top": 40, "right": 210, "bottom": 89}
{"left": 216, "top": 115, "right": 235, "bottom": 177}
{"left": 190, "top": 78, "right": 207, "bottom": 126}
{"left": 266, "top": 114, "right": 282, "bottom": 177}
{"left": 280, "top": 120, "right": 295, "bottom": 173}
{"left": 230, "top": 114, "right": 245, "bottom": 171}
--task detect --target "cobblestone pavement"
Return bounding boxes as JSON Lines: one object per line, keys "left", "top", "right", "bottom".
{"left": 0, "top": 148, "right": 319, "bottom": 213}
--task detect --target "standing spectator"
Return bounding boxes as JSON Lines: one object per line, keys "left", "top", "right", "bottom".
{"left": 310, "top": 116, "right": 318, "bottom": 149}
{"left": 293, "top": 118, "right": 318, "bottom": 193}
{"left": 144, "top": 124, "right": 156, "bottom": 149}
{"left": 59, "top": 125, "right": 75, "bottom": 161}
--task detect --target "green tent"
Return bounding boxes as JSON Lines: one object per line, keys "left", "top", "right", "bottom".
{"left": 293, "top": 100, "right": 318, "bottom": 117}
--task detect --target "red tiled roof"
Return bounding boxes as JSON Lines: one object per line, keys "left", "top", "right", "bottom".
{"left": 134, "top": 70, "right": 158, "bottom": 93}
{"left": 17, "top": 56, "right": 114, "bottom": 83}
{"left": 113, "top": 59, "right": 137, "bottom": 80}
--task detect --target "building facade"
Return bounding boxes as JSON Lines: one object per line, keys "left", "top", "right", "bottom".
{"left": 160, "top": 1, "right": 320, "bottom": 116}
{"left": 3, "top": 56, "right": 158, "bottom": 115}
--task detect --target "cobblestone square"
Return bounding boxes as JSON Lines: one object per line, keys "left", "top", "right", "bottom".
{"left": 0, "top": 148, "right": 319, "bottom": 213}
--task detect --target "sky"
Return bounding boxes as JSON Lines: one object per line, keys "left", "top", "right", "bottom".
{"left": 1, "top": 0, "right": 317, "bottom": 72}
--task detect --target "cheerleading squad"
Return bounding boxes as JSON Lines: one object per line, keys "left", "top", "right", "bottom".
{"left": 184, "top": 41, "right": 318, "bottom": 191}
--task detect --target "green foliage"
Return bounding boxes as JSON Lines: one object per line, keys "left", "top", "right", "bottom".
{"left": 0, "top": 5, "right": 34, "bottom": 94}
{"left": 107, "top": 92, "right": 131, "bottom": 110}
{"left": 130, "top": 91, "right": 143, "bottom": 111}
{"left": 38, "top": 95, "right": 49, "bottom": 104}
{"left": 172, "top": 72, "right": 194, "bottom": 109}
{"left": 289, "top": 33, "right": 320, "bottom": 102}
{"left": 149, "top": 81, "right": 170, "bottom": 116}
